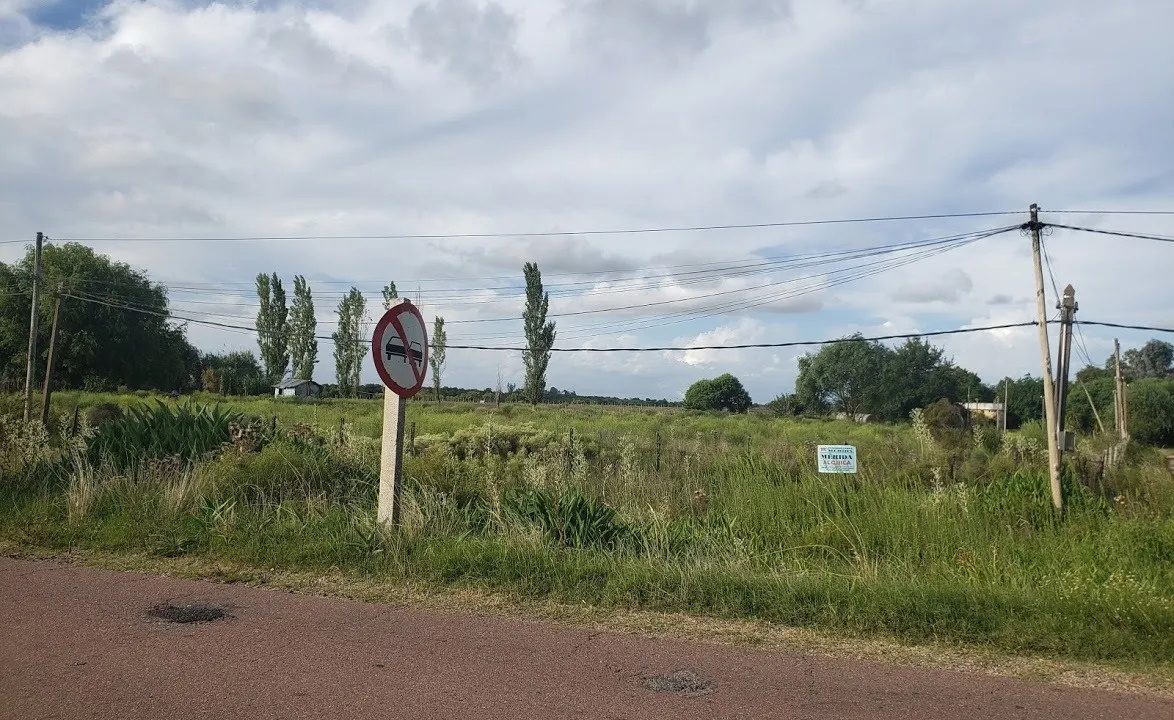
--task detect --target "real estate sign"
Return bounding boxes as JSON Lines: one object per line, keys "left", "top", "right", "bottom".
{"left": 817, "top": 445, "right": 857, "bottom": 474}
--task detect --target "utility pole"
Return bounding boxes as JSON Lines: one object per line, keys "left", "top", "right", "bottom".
{"left": 1054, "top": 284, "right": 1077, "bottom": 453}
{"left": 1028, "top": 204, "right": 1063, "bottom": 512}
{"left": 22, "top": 232, "right": 44, "bottom": 422}
{"left": 1114, "top": 339, "right": 1128, "bottom": 440}
{"left": 1002, "top": 379, "right": 1010, "bottom": 432}
{"left": 40, "top": 284, "right": 64, "bottom": 426}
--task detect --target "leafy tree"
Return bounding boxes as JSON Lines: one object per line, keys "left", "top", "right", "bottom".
{"left": 382, "top": 282, "right": 398, "bottom": 310}
{"left": 1066, "top": 376, "right": 1115, "bottom": 433}
{"left": 331, "top": 287, "right": 367, "bottom": 397}
{"left": 201, "top": 351, "right": 264, "bottom": 395}
{"left": 430, "top": 315, "right": 446, "bottom": 403}
{"left": 255, "top": 273, "right": 289, "bottom": 384}
{"left": 1126, "top": 378, "right": 1174, "bottom": 445}
{"left": 796, "top": 336, "right": 888, "bottom": 417}
{"left": 521, "top": 262, "right": 556, "bottom": 404}
{"left": 996, "top": 375, "right": 1045, "bottom": 429}
{"left": 1122, "top": 339, "right": 1173, "bottom": 379}
{"left": 288, "top": 275, "right": 317, "bottom": 380}
{"left": 683, "top": 373, "right": 752, "bottom": 412}
{"left": 0, "top": 243, "right": 199, "bottom": 391}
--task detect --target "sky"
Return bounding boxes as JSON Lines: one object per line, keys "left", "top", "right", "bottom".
{"left": 1, "top": 0, "right": 1172, "bottom": 401}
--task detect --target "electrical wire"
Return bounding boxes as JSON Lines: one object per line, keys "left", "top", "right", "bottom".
{"left": 1043, "top": 224, "right": 1174, "bottom": 243}
{"left": 49, "top": 210, "right": 1026, "bottom": 243}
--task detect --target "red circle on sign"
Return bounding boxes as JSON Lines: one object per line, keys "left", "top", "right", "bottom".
{"left": 371, "top": 301, "right": 429, "bottom": 398}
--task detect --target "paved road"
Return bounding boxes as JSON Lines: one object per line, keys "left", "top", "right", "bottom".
{"left": 1, "top": 557, "right": 1168, "bottom": 719}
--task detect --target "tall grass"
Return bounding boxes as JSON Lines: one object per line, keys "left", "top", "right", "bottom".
{"left": 3, "top": 392, "right": 1172, "bottom": 664}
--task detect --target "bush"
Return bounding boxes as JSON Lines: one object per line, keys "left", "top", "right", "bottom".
{"left": 1127, "top": 378, "right": 1174, "bottom": 446}
{"left": 683, "top": 373, "right": 752, "bottom": 413}
{"left": 88, "top": 401, "right": 243, "bottom": 469}
{"left": 504, "top": 485, "right": 626, "bottom": 550}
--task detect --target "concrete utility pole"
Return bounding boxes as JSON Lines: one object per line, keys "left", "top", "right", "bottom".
{"left": 22, "top": 232, "right": 43, "bottom": 422}
{"left": 1002, "top": 380, "right": 1010, "bottom": 432}
{"left": 1027, "top": 204, "right": 1063, "bottom": 512}
{"left": 1114, "top": 339, "right": 1128, "bottom": 440}
{"left": 1054, "top": 284, "right": 1077, "bottom": 453}
{"left": 40, "top": 284, "right": 64, "bottom": 426}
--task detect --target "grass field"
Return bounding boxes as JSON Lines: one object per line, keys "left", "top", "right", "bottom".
{"left": 1, "top": 391, "right": 1171, "bottom": 669}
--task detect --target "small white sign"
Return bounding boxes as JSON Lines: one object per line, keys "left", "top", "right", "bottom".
{"left": 817, "top": 445, "right": 857, "bottom": 474}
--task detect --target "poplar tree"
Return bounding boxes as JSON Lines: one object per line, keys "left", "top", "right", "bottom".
{"left": 332, "top": 287, "right": 368, "bottom": 396}
{"left": 288, "top": 275, "right": 317, "bottom": 380}
{"left": 382, "top": 281, "right": 398, "bottom": 309}
{"left": 521, "top": 262, "right": 556, "bottom": 404}
{"left": 430, "top": 316, "right": 447, "bottom": 403}
{"left": 255, "top": 272, "right": 289, "bottom": 384}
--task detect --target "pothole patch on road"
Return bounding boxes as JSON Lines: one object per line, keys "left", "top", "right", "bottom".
{"left": 147, "top": 602, "right": 230, "bottom": 624}
{"left": 643, "top": 669, "right": 714, "bottom": 697}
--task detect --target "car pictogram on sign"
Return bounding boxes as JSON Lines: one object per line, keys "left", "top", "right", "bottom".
{"left": 385, "top": 338, "right": 424, "bottom": 366}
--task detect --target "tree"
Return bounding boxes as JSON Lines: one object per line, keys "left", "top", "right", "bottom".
{"left": 1126, "top": 378, "right": 1174, "bottom": 445}
{"left": 1122, "top": 339, "right": 1173, "bottom": 379}
{"left": 0, "top": 242, "right": 199, "bottom": 391}
{"left": 331, "top": 287, "right": 367, "bottom": 397}
{"left": 683, "top": 373, "right": 752, "bottom": 412}
{"left": 255, "top": 273, "right": 289, "bottom": 384}
{"left": 521, "top": 262, "right": 556, "bottom": 404}
{"left": 430, "top": 315, "right": 446, "bottom": 403}
{"left": 997, "top": 374, "right": 1045, "bottom": 429}
{"left": 201, "top": 351, "right": 264, "bottom": 396}
{"left": 288, "top": 275, "right": 317, "bottom": 380}
{"left": 382, "top": 282, "right": 398, "bottom": 310}
{"left": 795, "top": 336, "right": 889, "bottom": 417}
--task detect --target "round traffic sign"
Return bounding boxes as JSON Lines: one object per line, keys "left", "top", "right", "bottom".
{"left": 371, "top": 300, "right": 429, "bottom": 398}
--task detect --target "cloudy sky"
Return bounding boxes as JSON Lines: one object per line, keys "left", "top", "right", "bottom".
{"left": 1, "top": 0, "right": 1172, "bottom": 400}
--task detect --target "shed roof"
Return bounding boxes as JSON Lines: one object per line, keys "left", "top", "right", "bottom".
{"left": 274, "top": 378, "right": 320, "bottom": 390}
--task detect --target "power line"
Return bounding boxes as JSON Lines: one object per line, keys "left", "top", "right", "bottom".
{"left": 1044, "top": 224, "right": 1174, "bottom": 243}
{"left": 47, "top": 210, "right": 1025, "bottom": 243}
{"left": 1076, "top": 320, "right": 1174, "bottom": 334}
{"left": 1046, "top": 210, "right": 1174, "bottom": 216}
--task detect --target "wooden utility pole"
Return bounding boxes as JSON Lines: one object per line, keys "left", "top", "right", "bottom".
{"left": 39, "top": 284, "right": 64, "bottom": 426}
{"left": 1028, "top": 204, "right": 1063, "bottom": 512}
{"left": 22, "top": 231, "right": 43, "bottom": 422}
{"left": 1114, "top": 339, "right": 1128, "bottom": 440}
{"left": 1054, "top": 284, "right": 1077, "bottom": 453}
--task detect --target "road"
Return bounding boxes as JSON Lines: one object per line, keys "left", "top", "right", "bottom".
{"left": 1, "top": 557, "right": 1168, "bottom": 719}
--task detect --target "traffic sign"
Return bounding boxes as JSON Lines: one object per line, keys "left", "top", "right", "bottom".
{"left": 817, "top": 445, "right": 857, "bottom": 473}
{"left": 371, "top": 300, "right": 429, "bottom": 398}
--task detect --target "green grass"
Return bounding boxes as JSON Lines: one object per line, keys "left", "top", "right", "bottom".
{"left": 2, "top": 392, "right": 1172, "bottom": 667}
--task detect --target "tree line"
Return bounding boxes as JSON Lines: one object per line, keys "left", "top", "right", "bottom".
{"left": 0, "top": 242, "right": 561, "bottom": 405}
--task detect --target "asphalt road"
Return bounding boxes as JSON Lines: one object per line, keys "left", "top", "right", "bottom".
{"left": 1, "top": 557, "right": 1168, "bottom": 719}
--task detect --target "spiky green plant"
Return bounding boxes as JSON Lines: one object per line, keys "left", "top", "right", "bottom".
{"left": 87, "top": 401, "right": 243, "bottom": 469}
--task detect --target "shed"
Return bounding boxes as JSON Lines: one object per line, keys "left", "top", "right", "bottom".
{"left": 274, "top": 378, "right": 321, "bottom": 399}
{"left": 962, "top": 402, "right": 1005, "bottom": 427}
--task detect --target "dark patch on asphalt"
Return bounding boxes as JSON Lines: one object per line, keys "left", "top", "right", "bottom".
{"left": 643, "top": 669, "right": 714, "bottom": 696}
{"left": 147, "top": 602, "right": 229, "bottom": 624}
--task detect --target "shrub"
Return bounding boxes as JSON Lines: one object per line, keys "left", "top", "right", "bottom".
{"left": 683, "top": 374, "right": 752, "bottom": 413}
{"left": 1126, "top": 378, "right": 1174, "bottom": 446}
{"left": 87, "top": 401, "right": 243, "bottom": 469}
{"left": 504, "top": 485, "right": 626, "bottom": 550}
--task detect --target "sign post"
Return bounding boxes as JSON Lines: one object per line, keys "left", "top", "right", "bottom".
{"left": 816, "top": 445, "right": 858, "bottom": 474}
{"left": 372, "top": 299, "right": 429, "bottom": 528}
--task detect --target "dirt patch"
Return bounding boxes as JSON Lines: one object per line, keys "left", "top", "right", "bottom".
{"left": 147, "top": 602, "right": 229, "bottom": 624}
{"left": 643, "top": 669, "right": 714, "bottom": 696}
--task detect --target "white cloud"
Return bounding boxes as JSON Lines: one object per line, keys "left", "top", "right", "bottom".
{"left": 1, "top": 0, "right": 1172, "bottom": 399}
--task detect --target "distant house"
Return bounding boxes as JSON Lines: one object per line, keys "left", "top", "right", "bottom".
{"left": 962, "top": 402, "right": 1004, "bottom": 427}
{"left": 273, "top": 378, "right": 321, "bottom": 399}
